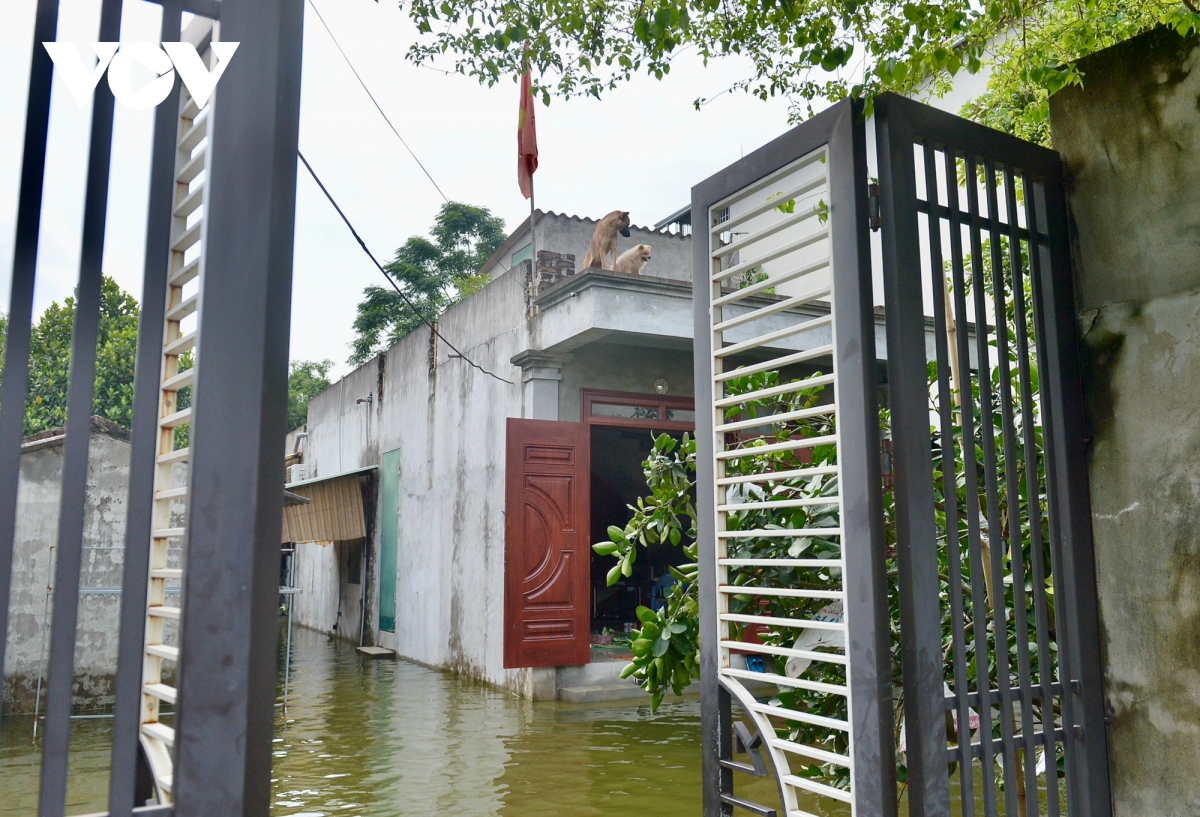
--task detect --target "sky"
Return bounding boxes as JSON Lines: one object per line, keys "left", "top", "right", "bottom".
{"left": 0, "top": 0, "right": 820, "bottom": 378}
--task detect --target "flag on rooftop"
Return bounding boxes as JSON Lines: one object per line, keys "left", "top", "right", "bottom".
{"left": 517, "top": 66, "right": 538, "bottom": 199}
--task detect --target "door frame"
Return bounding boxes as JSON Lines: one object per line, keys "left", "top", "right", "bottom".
{"left": 580, "top": 388, "right": 696, "bottom": 432}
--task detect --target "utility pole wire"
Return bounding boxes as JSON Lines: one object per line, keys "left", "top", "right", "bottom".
{"left": 306, "top": 0, "right": 450, "bottom": 202}
{"left": 297, "top": 150, "right": 513, "bottom": 385}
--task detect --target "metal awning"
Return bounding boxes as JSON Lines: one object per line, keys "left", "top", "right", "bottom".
{"left": 281, "top": 465, "right": 377, "bottom": 544}
{"left": 284, "top": 463, "right": 377, "bottom": 491}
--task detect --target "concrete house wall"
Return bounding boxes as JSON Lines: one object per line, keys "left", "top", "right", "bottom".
{"left": 294, "top": 212, "right": 701, "bottom": 698}
{"left": 2, "top": 420, "right": 132, "bottom": 712}
{"left": 296, "top": 264, "right": 538, "bottom": 695}
{"left": 1050, "top": 27, "right": 1200, "bottom": 817}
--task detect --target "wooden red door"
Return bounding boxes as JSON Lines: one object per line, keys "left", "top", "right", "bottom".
{"left": 504, "top": 418, "right": 591, "bottom": 668}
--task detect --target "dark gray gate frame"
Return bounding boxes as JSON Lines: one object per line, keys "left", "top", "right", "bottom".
{"left": 874, "top": 92, "right": 1111, "bottom": 817}
{"left": 691, "top": 98, "right": 897, "bottom": 817}
{"left": 1, "top": 1, "right": 304, "bottom": 815}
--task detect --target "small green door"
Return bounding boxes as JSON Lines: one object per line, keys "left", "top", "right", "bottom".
{"left": 378, "top": 448, "right": 400, "bottom": 633}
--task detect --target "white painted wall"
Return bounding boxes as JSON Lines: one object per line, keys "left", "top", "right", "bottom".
{"left": 298, "top": 264, "right": 540, "bottom": 695}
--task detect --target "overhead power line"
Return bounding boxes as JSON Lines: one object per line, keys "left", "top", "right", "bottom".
{"left": 297, "top": 150, "right": 513, "bottom": 385}
{"left": 306, "top": 0, "right": 450, "bottom": 203}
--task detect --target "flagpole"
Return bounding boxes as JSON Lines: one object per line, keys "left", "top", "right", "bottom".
{"left": 529, "top": 174, "right": 537, "bottom": 294}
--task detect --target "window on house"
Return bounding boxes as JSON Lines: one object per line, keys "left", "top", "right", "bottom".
{"left": 345, "top": 539, "right": 363, "bottom": 585}
{"left": 581, "top": 390, "right": 696, "bottom": 430}
{"left": 511, "top": 243, "right": 532, "bottom": 267}
{"left": 591, "top": 402, "right": 660, "bottom": 420}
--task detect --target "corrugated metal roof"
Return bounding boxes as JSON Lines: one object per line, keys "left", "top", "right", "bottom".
{"left": 284, "top": 464, "right": 377, "bottom": 490}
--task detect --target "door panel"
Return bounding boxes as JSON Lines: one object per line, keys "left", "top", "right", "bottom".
{"left": 378, "top": 448, "right": 399, "bottom": 633}
{"left": 504, "top": 418, "right": 591, "bottom": 668}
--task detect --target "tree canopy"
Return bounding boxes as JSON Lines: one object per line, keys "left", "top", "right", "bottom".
{"left": 0, "top": 279, "right": 333, "bottom": 437}
{"left": 16, "top": 276, "right": 142, "bottom": 435}
{"left": 349, "top": 201, "right": 506, "bottom": 366}
{"left": 288, "top": 359, "right": 335, "bottom": 431}
{"left": 402, "top": 0, "right": 1200, "bottom": 137}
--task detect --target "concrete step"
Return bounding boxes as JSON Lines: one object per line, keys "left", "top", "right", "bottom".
{"left": 557, "top": 660, "right": 630, "bottom": 688}
{"left": 557, "top": 682, "right": 648, "bottom": 704}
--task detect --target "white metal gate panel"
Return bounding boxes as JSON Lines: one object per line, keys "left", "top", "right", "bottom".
{"left": 693, "top": 99, "right": 894, "bottom": 817}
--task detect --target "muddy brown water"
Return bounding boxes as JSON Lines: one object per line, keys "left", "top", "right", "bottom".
{"left": 1, "top": 626, "right": 845, "bottom": 816}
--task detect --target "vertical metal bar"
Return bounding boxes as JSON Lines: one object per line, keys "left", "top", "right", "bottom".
{"left": 1000, "top": 167, "right": 1041, "bottom": 815}
{"left": 974, "top": 160, "right": 1020, "bottom": 817}
{"left": 959, "top": 155, "right": 1000, "bottom": 817}
{"left": 38, "top": 4, "right": 124, "bottom": 814}
{"left": 108, "top": 3, "right": 185, "bottom": 814}
{"left": 829, "top": 100, "right": 896, "bottom": 817}
{"left": 283, "top": 551, "right": 294, "bottom": 710}
{"left": 1029, "top": 170, "right": 1112, "bottom": 817}
{"left": 875, "top": 96, "right": 950, "bottom": 817}
{"left": 940, "top": 148, "right": 979, "bottom": 815}
{"left": 925, "top": 142, "right": 974, "bottom": 817}
{"left": 172, "top": 0, "right": 305, "bottom": 812}
{"left": 1018, "top": 173, "right": 1061, "bottom": 817}
{"left": 0, "top": 0, "right": 60, "bottom": 717}
{"left": 693, "top": 168, "right": 728, "bottom": 817}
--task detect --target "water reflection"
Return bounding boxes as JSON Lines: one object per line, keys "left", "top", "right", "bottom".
{"left": 272, "top": 627, "right": 784, "bottom": 816}
{"left": 0, "top": 627, "right": 799, "bottom": 816}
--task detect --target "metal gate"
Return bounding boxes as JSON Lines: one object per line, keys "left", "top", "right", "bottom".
{"left": 875, "top": 94, "right": 1110, "bottom": 817}
{"left": 1, "top": 1, "right": 303, "bottom": 815}
{"left": 692, "top": 99, "right": 895, "bottom": 817}
{"left": 693, "top": 94, "right": 1111, "bottom": 817}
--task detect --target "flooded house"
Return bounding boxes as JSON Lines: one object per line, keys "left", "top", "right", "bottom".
{"left": 289, "top": 202, "right": 901, "bottom": 701}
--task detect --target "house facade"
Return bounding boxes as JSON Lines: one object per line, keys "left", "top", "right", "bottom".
{"left": 292, "top": 205, "right": 908, "bottom": 700}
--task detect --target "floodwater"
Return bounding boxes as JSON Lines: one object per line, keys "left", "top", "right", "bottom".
{"left": 0, "top": 626, "right": 819, "bottom": 816}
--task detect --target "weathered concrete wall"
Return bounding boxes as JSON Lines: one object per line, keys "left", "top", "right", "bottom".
{"left": 292, "top": 540, "right": 363, "bottom": 639}
{"left": 300, "top": 264, "right": 541, "bottom": 696}
{"left": 2, "top": 423, "right": 131, "bottom": 712}
{"left": 1050, "top": 27, "right": 1200, "bottom": 817}
{"left": 558, "top": 343, "right": 694, "bottom": 421}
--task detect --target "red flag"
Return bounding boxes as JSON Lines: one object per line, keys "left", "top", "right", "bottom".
{"left": 517, "top": 69, "right": 538, "bottom": 199}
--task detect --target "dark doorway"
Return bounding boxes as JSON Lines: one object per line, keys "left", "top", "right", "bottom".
{"left": 588, "top": 425, "right": 690, "bottom": 662}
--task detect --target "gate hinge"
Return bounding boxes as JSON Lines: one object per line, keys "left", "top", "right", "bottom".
{"left": 867, "top": 182, "right": 881, "bottom": 231}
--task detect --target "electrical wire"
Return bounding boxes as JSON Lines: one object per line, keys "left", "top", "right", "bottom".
{"left": 297, "top": 150, "right": 513, "bottom": 385}
{"left": 306, "top": 0, "right": 450, "bottom": 202}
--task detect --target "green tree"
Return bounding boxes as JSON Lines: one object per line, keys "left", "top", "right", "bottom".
{"left": 288, "top": 359, "right": 335, "bottom": 431}
{"left": 24, "top": 276, "right": 140, "bottom": 435}
{"left": 404, "top": 0, "right": 1199, "bottom": 135}
{"left": 349, "top": 201, "right": 505, "bottom": 366}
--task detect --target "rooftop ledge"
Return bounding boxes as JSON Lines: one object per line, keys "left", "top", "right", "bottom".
{"left": 531, "top": 268, "right": 968, "bottom": 366}
{"left": 532, "top": 268, "right": 832, "bottom": 355}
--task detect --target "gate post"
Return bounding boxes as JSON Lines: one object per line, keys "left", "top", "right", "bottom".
{"left": 172, "top": 0, "right": 305, "bottom": 813}
{"left": 874, "top": 96, "right": 952, "bottom": 817}
{"left": 1031, "top": 172, "right": 1113, "bottom": 817}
